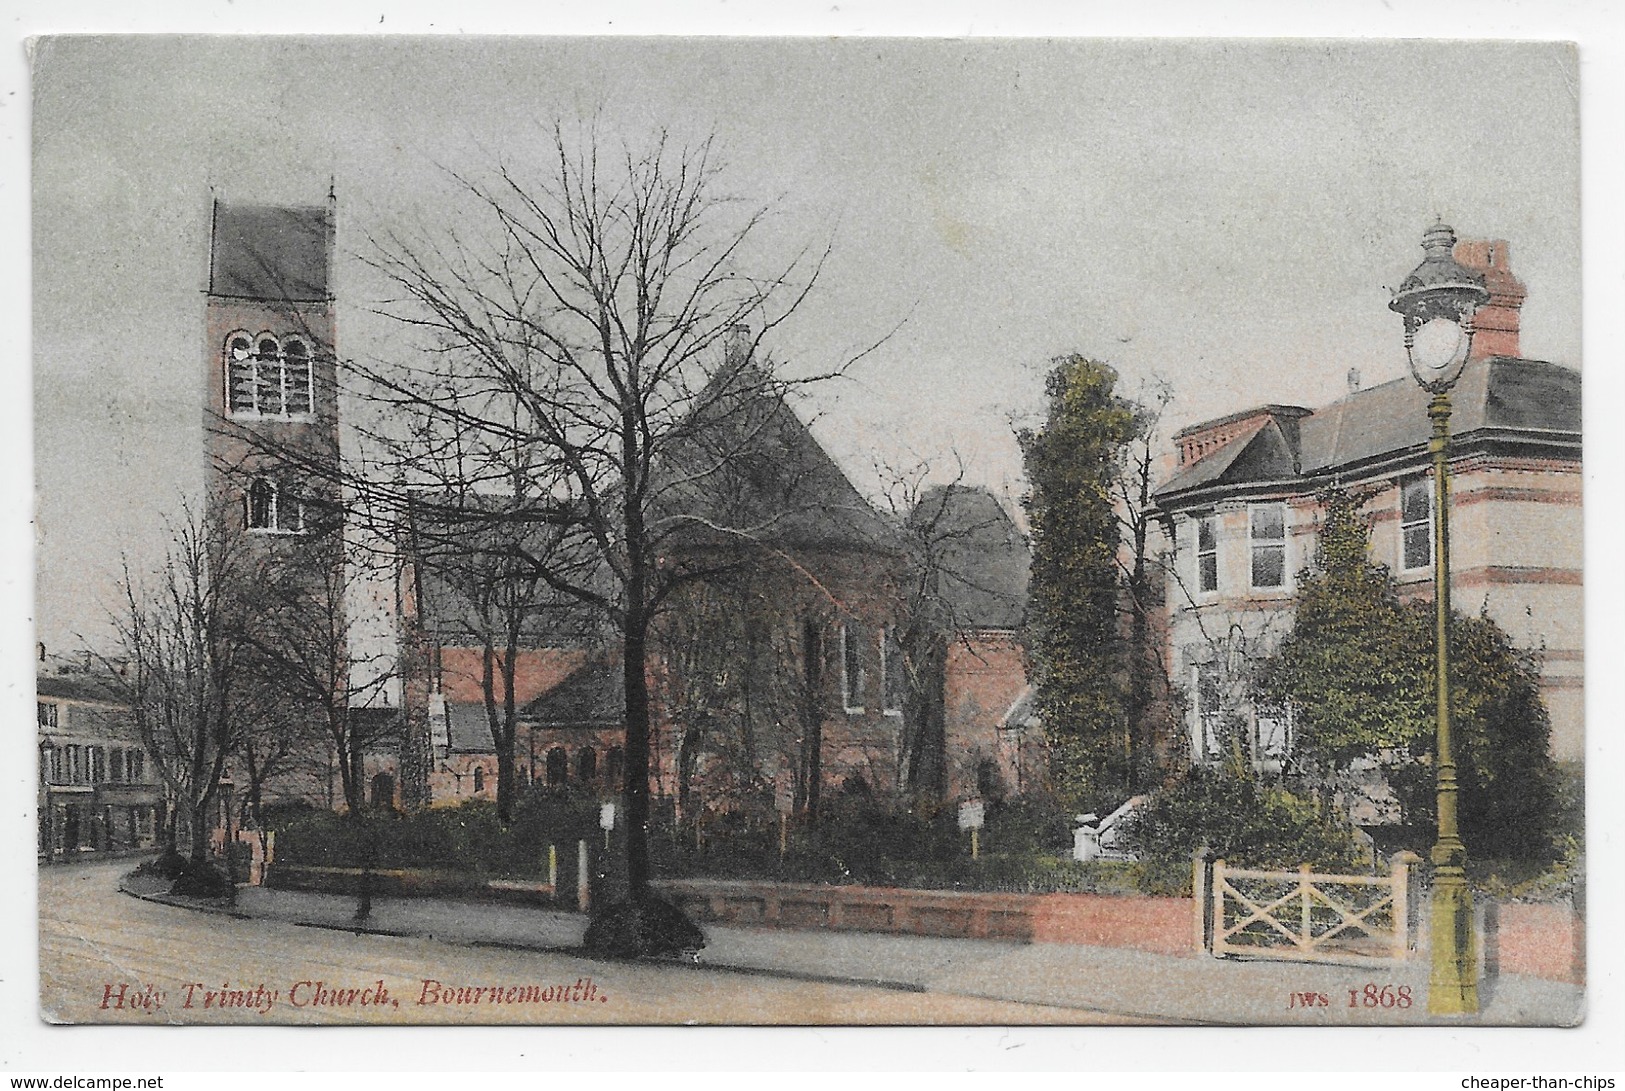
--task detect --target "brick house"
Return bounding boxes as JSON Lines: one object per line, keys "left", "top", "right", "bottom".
{"left": 1150, "top": 236, "right": 1581, "bottom": 794}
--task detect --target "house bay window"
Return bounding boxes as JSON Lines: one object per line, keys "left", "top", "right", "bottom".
{"left": 1401, "top": 477, "right": 1432, "bottom": 571}
{"left": 1249, "top": 502, "right": 1287, "bottom": 590}
{"left": 1255, "top": 705, "right": 1293, "bottom": 762}
{"left": 1197, "top": 516, "right": 1218, "bottom": 593}
{"left": 1193, "top": 663, "right": 1223, "bottom": 762}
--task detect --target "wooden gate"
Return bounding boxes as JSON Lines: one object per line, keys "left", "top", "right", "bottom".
{"left": 1197, "top": 853, "right": 1419, "bottom": 964}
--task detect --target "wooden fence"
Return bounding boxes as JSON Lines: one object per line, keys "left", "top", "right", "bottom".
{"left": 1196, "top": 852, "right": 1420, "bottom": 964}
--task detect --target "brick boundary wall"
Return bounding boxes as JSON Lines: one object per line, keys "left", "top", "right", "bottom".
{"left": 264, "top": 866, "right": 1581, "bottom": 981}
{"left": 1485, "top": 902, "right": 1586, "bottom": 985}
{"left": 653, "top": 878, "right": 1193, "bottom": 956}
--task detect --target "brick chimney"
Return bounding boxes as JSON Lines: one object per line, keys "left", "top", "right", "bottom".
{"left": 1454, "top": 238, "right": 1525, "bottom": 360}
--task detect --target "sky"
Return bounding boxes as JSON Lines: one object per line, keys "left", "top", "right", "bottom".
{"left": 29, "top": 35, "right": 1583, "bottom": 655}
{"left": 8, "top": 0, "right": 1625, "bottom": 1076}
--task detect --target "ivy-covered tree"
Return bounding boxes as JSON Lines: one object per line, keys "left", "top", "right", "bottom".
{"left": 1018, "top": 355, "right": 1138, "bottom": 806}
{"left": 1258, "top": 487, "right": 1558, "bottom": 862}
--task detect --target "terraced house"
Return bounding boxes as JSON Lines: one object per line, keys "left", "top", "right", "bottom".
{"left": 37, "top": 662, "right": 162, "bottom": 860}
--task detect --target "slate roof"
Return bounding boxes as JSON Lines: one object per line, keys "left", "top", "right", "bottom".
{"left": 443, "top": 660, "right": 623, "bottom": 753}
{"left": 911, "top": 485, "right": 1030, "bottom": 630}
{"left": 208, "top": 201, "right": 332, "bottom": 302}
{"left": 1155, "top": 357, "right": 1580, "bottom": 503}
{"left": 37, "top": 672, "right": 126, "bottom": 706}
{"left": 653, "top": 365, "right": 899, "bottom": 555}
{"left": 520, "top": 659, "right": 624, "bottom": 727}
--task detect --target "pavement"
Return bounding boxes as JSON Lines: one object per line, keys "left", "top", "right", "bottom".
{"left": 125, "top": 877, "right": 1585, "bottom": 1026}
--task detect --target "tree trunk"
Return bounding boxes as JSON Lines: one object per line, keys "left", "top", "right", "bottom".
{"left": 622, "top": 617, "right": 653, "bottom": 899}
{"left": 905, "top": 632, "right": 949, "bottom": 806}
{"left": 796, "top": 619, "right": 825, "bottom": 827}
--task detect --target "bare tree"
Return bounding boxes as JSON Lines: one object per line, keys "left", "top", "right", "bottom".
{"left": 352, "top": 122, "right": 869, "bottom": 951}
{"left": 103, "top": 509, "right": 272, "bottom": 881}
{"left": 875, "top": 456, "right": 1030, "bottom": 808}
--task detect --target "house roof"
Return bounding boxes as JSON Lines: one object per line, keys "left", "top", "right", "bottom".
{"left": 910, "top": 485, "right": 1030, "bottom": 630}
{"left": 208, "top": 200, "right": 332, "bottom": 302}
{"left": 1154, "top": 357, "right": 1580, "bottom": 504}
{"left": 37, "top": 672, "right": 126, "bottom": 706}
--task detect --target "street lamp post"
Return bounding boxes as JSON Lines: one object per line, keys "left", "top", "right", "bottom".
{"left": 1389, "top": 221, "right": 1490, "bottom": 1016}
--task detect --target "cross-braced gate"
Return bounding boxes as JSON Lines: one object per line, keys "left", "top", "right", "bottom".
{"left": 1196, "top": 853, "right": 1419, "bottom": 964}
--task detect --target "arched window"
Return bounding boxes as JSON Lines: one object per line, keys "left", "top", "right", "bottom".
{"left": 255, "top": 337, "right": 284, "bottom": 416}
{"left": 472, "top": 766, "right": 485, "bottom": 794}
{"left": 546, "top": 748, "right": 568, "bottom": 787}
{"left": 247, "top": 478, "right": 277, "bottom": 530}
{"left": 226, "top": 334, "right": 256, "bottom": 414}
{"left": 282, "top": 338, "right": 313, "bottom": 416}
{"left": 370, "top": 772, "right": 395, "bottom": 810}
{"left": 244, "top": 476, "right": 306, "bottom": 534}
{"left": 577, "top": 747, "right": 597, "bottom": 781}
{"left": 605, "top": 747, "right": 625, "bottom": 789}
{"left": 224, "top": 332, "right": 315, "bottom": 420}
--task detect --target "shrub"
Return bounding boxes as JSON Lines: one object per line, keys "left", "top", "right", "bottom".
{"left": 170, "top": 859, "right": 232, "bottom": 899}
{"left": 271, "top": 790, "right": 602, "bottom": 877}
{"left": 1120, "top": 767, "right": 1361, "bottom": 872}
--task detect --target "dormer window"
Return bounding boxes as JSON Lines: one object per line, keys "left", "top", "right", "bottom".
{"left": 225, "top": 332, "right": 315, "bottom": 419}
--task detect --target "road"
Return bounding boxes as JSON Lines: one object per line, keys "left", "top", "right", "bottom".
{"left": 38, "top": 861, "right": 1125, "bottom": 1025}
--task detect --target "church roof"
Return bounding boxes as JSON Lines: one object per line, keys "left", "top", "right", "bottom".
{"left": 1154, "top": 357, "right": 1580, "bottom": 504}
{"left": 652, "top": 364, "right": 899, "bottom": 555}
{"left": 910, "top": 485, "right": 1030, "bottom": 630}
{"left": 208, "top": 200, "right": 332, "bottom": 302}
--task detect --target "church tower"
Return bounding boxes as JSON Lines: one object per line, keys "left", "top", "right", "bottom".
{"left": 203, "top": 196, "right": 342, "bottom": 547}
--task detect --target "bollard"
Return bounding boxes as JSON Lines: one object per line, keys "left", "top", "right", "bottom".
{"left": 577, "top": 839, "right": 590, "bottom": 913}
{"left": 548, "top": 843, "right": 557, "bottom": 893}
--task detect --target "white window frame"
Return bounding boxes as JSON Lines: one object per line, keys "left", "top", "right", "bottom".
{"left": 1196, "top": 515, "right": 1219, "bottom": 594}
{"left": 880, "top": 627, "right": 905, "bottom": 717}
{"left": 1254, "top": 703, "right": 1293, "bottom": 764}
{"left": 1192, "top": 663, "right": 1223, "bottom": 763}
{"left": 225, "top": 331, "right": 316, "bottom": 421}
{"left": 1248, "top": 501, "right": 1289, "bottom": 591}
{"left": 1399, "top": 477, "right": 1433, "bottom": 573}
{"left": 245, "top": 477, "right": 307, "bottom": 535}
{"left": 840, "top": 622, "right": 866, "bottom": 713}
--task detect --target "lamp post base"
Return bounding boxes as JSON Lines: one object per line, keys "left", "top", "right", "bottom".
{"left": 1429, "top": 863, "right": 1479, "bottom": 1015}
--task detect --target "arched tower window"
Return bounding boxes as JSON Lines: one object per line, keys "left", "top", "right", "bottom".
{"left": 546, "top": 747, "right": 569, "bottom": 787}
{"left": 283, "top": 338, "right": 314, "bottom": 416}
{"left": 226, "top": 334, "right": 256, "bottom": 414}
{"left": 247, "top": 478, "right": 277, "bottom": 530}
{"left": 224, "top": 332, "right": 316, "bottom": 420}
{"left": 255, "top": 336, "right": 284, "bottom": 416}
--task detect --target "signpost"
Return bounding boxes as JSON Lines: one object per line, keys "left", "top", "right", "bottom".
{"left": 958, "top": 799, "right": 985, "bottom": 861}
{"left": 599, "top": 802, "right": 616, "bottom": 852}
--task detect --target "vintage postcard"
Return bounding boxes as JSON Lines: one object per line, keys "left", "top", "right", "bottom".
{"left": 32, "top": 35, "right": 1584, "bottom": 1029}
